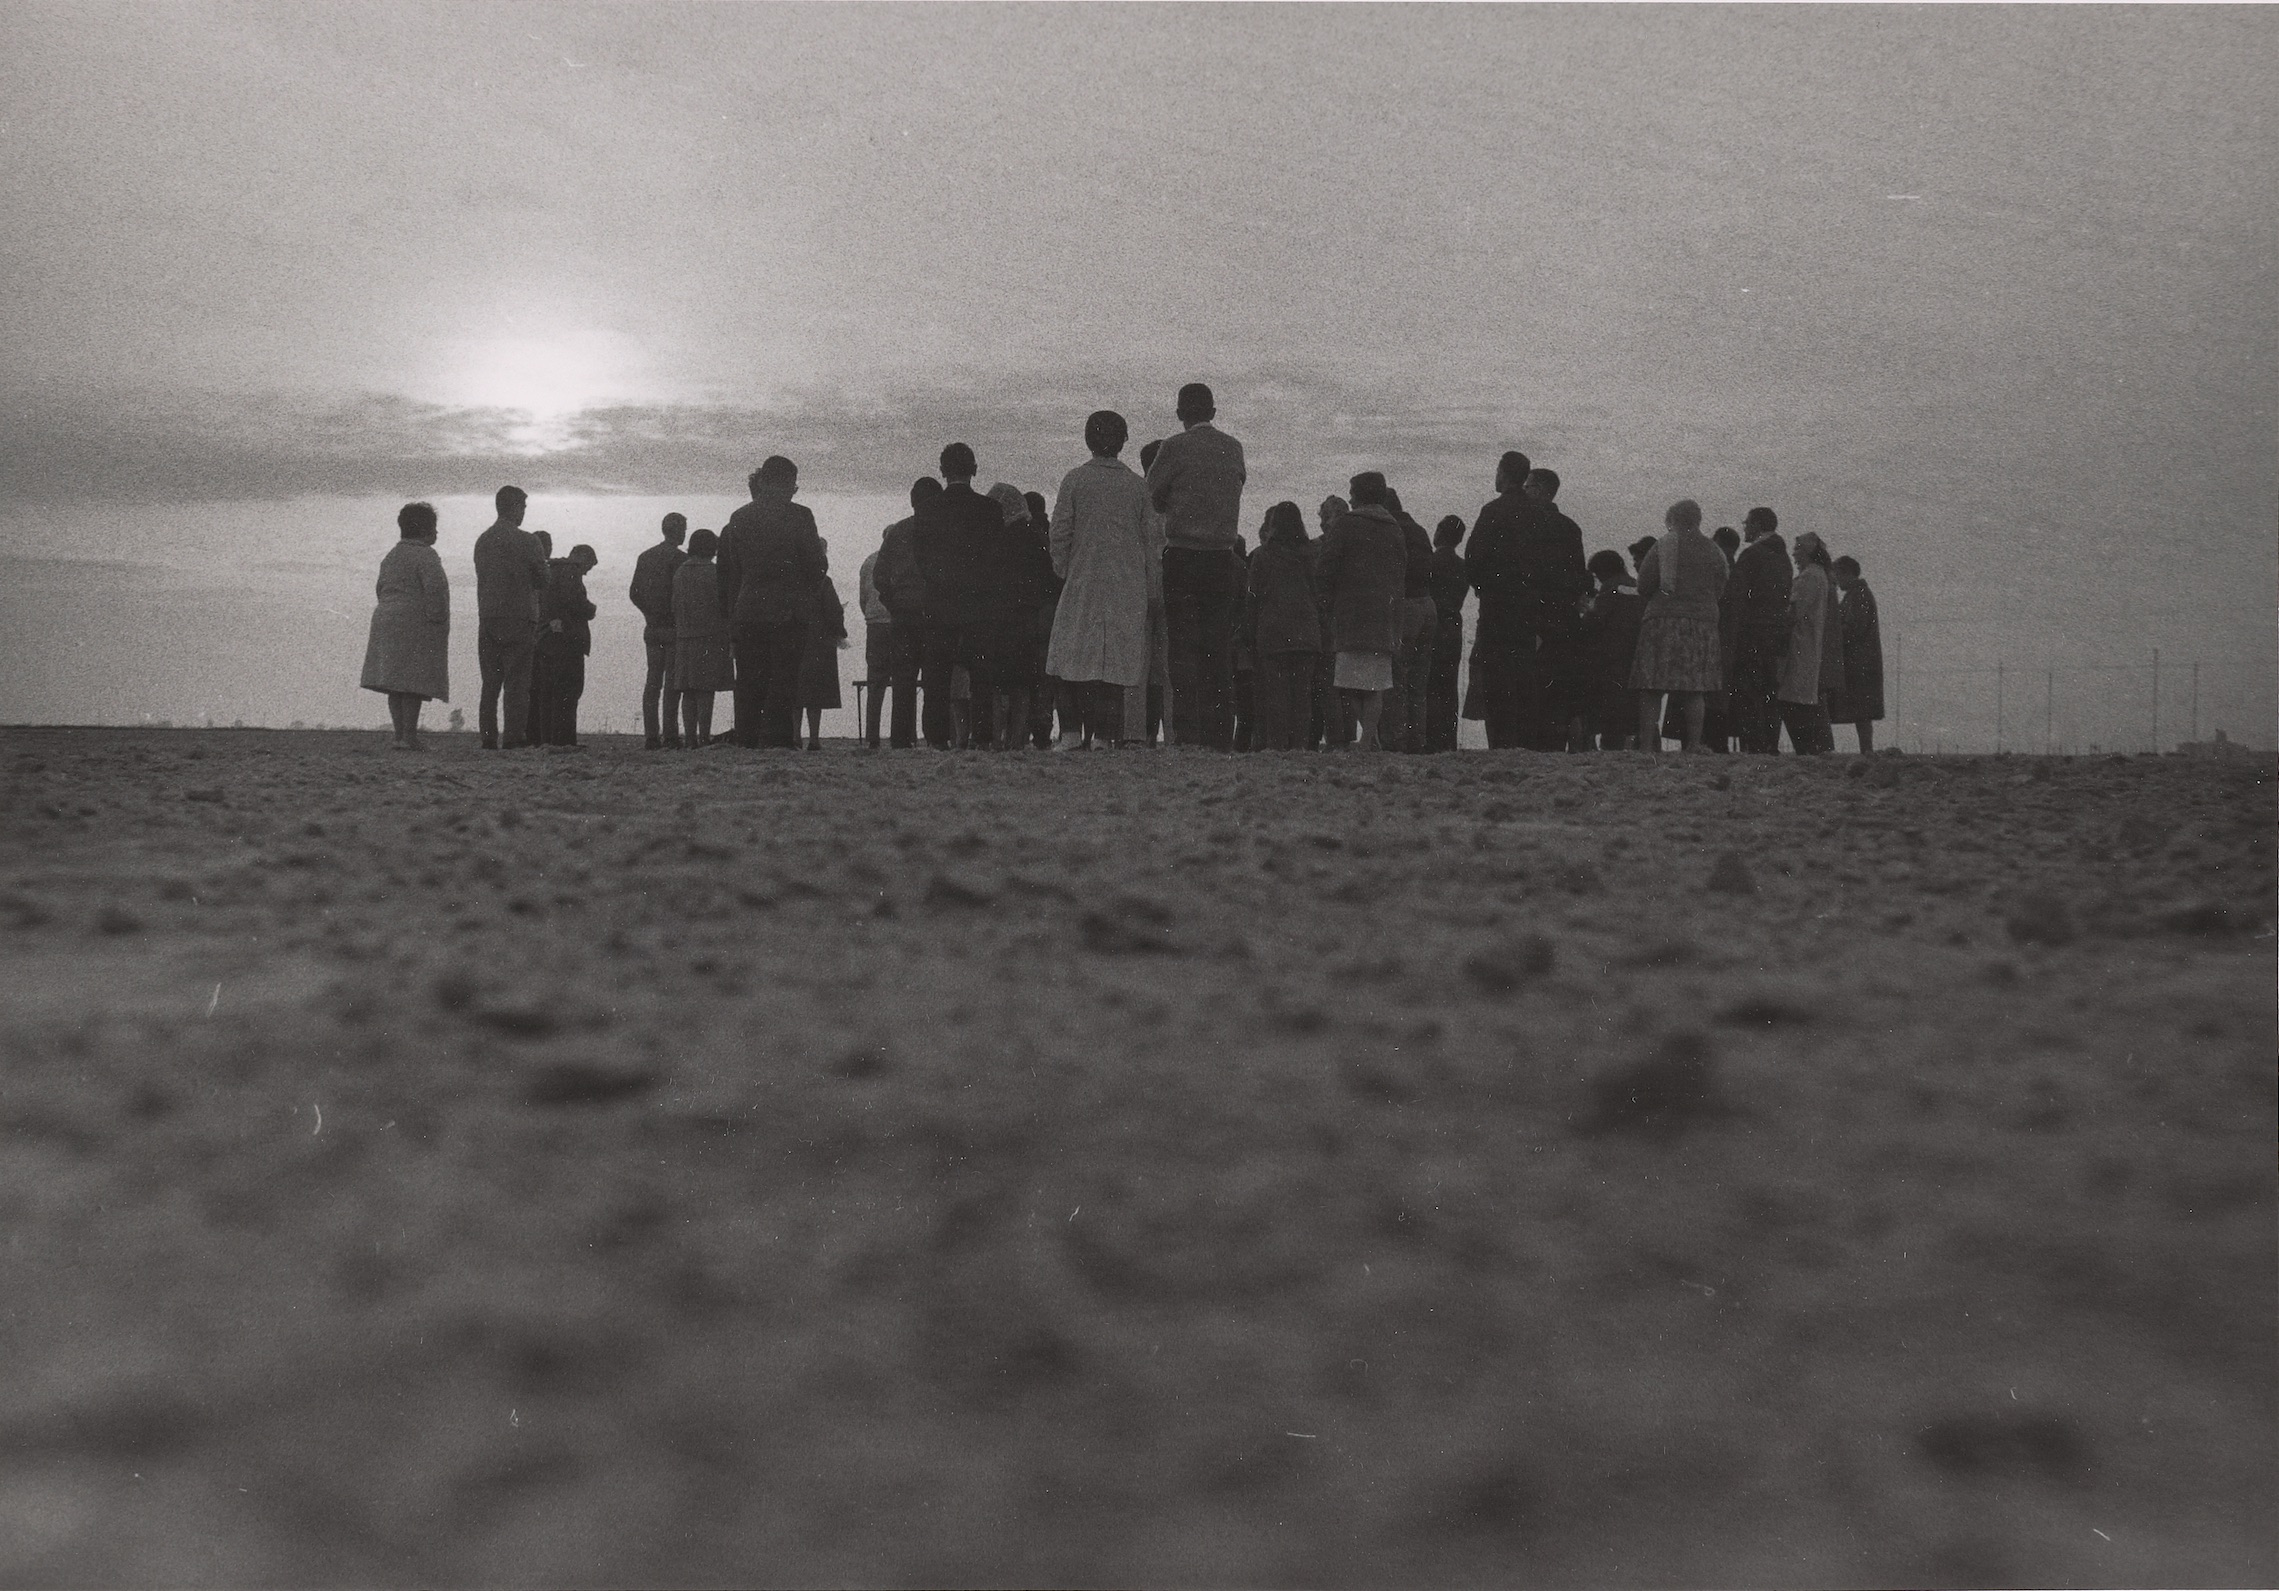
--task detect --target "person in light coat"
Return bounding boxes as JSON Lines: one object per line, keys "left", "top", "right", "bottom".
{"left": 1045, "top": 410, "right": 1155, "bottom": 749}
{"left": 1777, "top": 530, "right": 1843, "bottom": 754}
{"left": 359, "top": 501, "right": 450, "bottom": 750}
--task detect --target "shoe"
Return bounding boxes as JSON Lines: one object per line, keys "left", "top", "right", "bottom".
{"left": 645, "top": 736, "right": 663, "bottom": 751}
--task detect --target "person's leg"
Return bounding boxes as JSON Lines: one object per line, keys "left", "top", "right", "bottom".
{"left": 919, "top": 624, "right": 954, "bottom": 749}
{"left": 1251, "top": 653, "right": 1288, "bottom": 751}
{"left": 1680, "top": 691, "right": 1706, "bottom": 751}
{"left": 1856, "top": 719, "right": 1876, "bottom": 754}
{"left": 864, "top": 673, "right": 884, "bottom": 748}
{"left": 500, "top": 633, "right": 535, "bottom": 748}
{"left": 477, "top": 624, "right": 505, "bottom": 748}
{"left": 1355, "top": 689, "right": 1385, "bottom": 750}
{"left": 805, "top": 706, "right": 822, "bottom": 749}
{"left": 681, "top": 689, "right": 702, "bottom": 744}
{"left": 730, "top": 624, "right": 763, "bottom": 746}
{"left": 1160, "top": 557, "right": 1202, "bottom": 746}
{"left": 641, "top": 641, "right": 665, "bottom": 747}
{"left": 1637, "top": 691, "right": 1663, "bottom": 752}
{"left": 1053, "top": 679, "right": 1087, "bottom": 749}
{"left": 1193, "top": 555, "right": 1241, "bottom": 750}
{"left": 561, "top": 651, "right": 585, "bottom": 746}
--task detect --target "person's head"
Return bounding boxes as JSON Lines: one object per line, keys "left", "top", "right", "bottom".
{"left": 1743, "top": 506, "right": 1778, "bottom": 541}
{"left": 1833, "top": 554, "right": 1862, "bottom": 589}
{"left": 687, "top": 528, "right": 718, "bottom": 558}
{"left": 1435, "top": 513, "right": 1466, "bottom": 549}
{"left": 910, "top": 476, "right": 942, "bottom": 511}
{"left": 939, "top": 443, "right": 976, "bottom": 483}
{"left": 397, "top": 500, "right": 438, "bottom": 544}
{"left": 1084, "top": 408, "right": 1128, "bottom": 457}
{"left": 1024, "top": 491, "right": 1048, "bottom": 527}
{"left": 752, "top": 456, "right": 798, "bottom": 496}
{"left": 1525, "top": 467, "right": 1561, "bottom": 501}
{"left": 1319, "top": 494, "right": 1348, "bottom": 532}
{"left": 1664, "top": 498, "right": 1703, "bottom": 533}
{"left": 1138, "top": 438, "right": 1164, "bottom": 473}
{"left": 533, "top": 529, "right": 554, "bottom": 556}
{"left": 661, "top": 512, "right": 686, "bottom": 546}
{"left": 1627, "top": 534, "right": 1658, "bottom": 573}
{"left": 987, "top": 482, "right": 1028, "bottom": 525}
{"left": 1381, "top": 485, "right": 1405, "bottom": 516}
{"left": 1588, "top": 548, "right": 1629, "bottom": 587}
{"left": 1261, "top": 500, "right": 1306, "bottom": 548}
{"left": 1348, "top": 471, "right": 1388, "bottom": 507}
{"left": 569, "top": 543, "right": 598, "bottom": 572}
{"left": 1791, "top": 530, "right": 1830, "bottom": 569}
{"left": 1494, "top": 450, "right": 1532, "bottom": 495}
{"left": 1175, "top": 382, "right": 1215, "bottom": 426}
{"left": 495, "top": 485, "right": 527, "bottom": 525}
{"left": 1712, "top": 525, "right": 1740, "bottom": 559}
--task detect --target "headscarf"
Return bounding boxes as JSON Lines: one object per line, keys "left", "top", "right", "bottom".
{"left": 986, "top": 482, "right": 1028, "bottom": 525}
{"left": 1792, "top": 530, "right": 1830, "bottom": 567}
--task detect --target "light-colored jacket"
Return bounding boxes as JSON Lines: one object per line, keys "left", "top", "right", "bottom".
{"left": 857, "top": 552, "right": 892, "bottom": 626}
{"left": 1046, "top": 455, "right": 1156, "bottom": 686}
{"left": 359, "top": 539, "right": 450, "bottom": 700}
{"left": 1144, "top": 422, "right": 1246, "bottom": 551}
{"left": 1779, "top": 561, "right": 1841, "bottom": 703}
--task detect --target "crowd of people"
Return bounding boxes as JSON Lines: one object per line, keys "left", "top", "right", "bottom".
{"left": 358, "top": 382, "right": 1886, "bottom": 757}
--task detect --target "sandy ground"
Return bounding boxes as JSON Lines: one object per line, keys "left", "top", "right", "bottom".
{"left": 0, "top": 727, "right": 2271, "bottom": 1588}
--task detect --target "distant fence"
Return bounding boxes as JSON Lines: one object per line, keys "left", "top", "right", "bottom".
{"left": 1888, "top": 637, "right": 2272, "bottom": 755}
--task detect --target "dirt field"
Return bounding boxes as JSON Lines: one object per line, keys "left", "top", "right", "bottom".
{"left": 0, "top": 728, "right": 2271, "bottom": 1588}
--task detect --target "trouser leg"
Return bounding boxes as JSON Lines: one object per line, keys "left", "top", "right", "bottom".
{"left": 919, "top": 624, "right": 954, "bottom": 749}
{"left": 478, "top": 627, "right": 505, "bottom": 746}
{"left": 763, "top": 623, "right": 805, "bottom": 748}
{"left": 731, "top": 624, "right": 767, "bottom": 746}
{"left": 496, "top": 630, "right": 535, "bottom": 748}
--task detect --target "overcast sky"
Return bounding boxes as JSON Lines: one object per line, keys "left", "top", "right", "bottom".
{"left": 2, "top": 2, "right": 2273, "bottom": 729}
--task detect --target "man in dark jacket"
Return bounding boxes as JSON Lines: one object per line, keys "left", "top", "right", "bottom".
{"left": 913, "top": 444, "right": 1045, "bottom": 749}
{"left": 873, "top": 478, "right": 941, "bottom": 748}
{"left": 1464, "top": 451, "right": 1587, "bottom": 749}
{"left": 718, "top": 456, "right": 829, "bottom": 748}
{"left": 1727, "top": 506, "right": 1791, "bottom": 753}
{"left": 1425, "top": 515, "right": 1468, "bottom": 752}
{"left": 533, "top": 544, "right": 599, "bottom": 747}
{"left": 1381, "top": 487, "right": 1437, "bottom": 753}
{"left": 1524, "top": 468, "right": 1589, "bottom": 751}
{"left": 472, "top": 485, "right": 547, "bottom": 749}
{"left": 628, "top": 513, "right": 687, "bottom": 749}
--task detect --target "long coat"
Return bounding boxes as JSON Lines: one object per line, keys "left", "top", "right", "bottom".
{"left": 1829, "top": 581, "right": 1886, "bottom": 723}
{"left": 1779, "top": 562, "right": 1844, "bottom": 704}
{"left": 1314, "top": 503, "right": 1408, "bottom": 654}
{"left": 359, "top": 539, "right": 449, "bottom": 700}
{"left": 1045, "top": 456, "right": 1155, "bottom": 686}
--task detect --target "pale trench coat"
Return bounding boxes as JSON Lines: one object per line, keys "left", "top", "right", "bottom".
{"left": 1046, "top": 455, "right": 1156, "bottom": 687}
{"left": 359, "top": 539, "right": 450, "bottom": 700}
{"left": 1778, "top": 561, "right": 1844, "bottom": 704}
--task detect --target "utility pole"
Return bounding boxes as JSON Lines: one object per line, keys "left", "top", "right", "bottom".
{"left": 1996, "top": 661, "right": 2005, "bottom": 754}
{"left": 2151, "top": 648, "right": 2160, "bottom": 753}
{"left": 2045, "top": 667, "right": 2054, "bottom": 755}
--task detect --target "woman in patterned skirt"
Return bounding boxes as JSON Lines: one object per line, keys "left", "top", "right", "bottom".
{"left": 1628, "top": 499, "right": 1729, "bottom": 752}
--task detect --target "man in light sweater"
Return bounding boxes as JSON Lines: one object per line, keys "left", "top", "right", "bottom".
{"left": 1143, "top": 381, "right": 1246, "bottom": 750}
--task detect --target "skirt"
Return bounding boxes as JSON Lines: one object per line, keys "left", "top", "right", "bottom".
{"left": 1628, "top": 612, "right": 1723, "bottom": 694}
{"left": 674, "top": 633, "right": 734, "bottom": 693}
{"left": 1334, "top": 649, "right": 1395, "bottom": 691}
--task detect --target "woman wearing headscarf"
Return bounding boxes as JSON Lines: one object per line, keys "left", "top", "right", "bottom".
{"left": 671, "top": 528, "right": 734, "bottom": 745}
{"left": 1777, "top": 530, "right": 1843, "bottom": 754}
{"left": 359, "top": 501, "right": 450, "bottom": 750}
{"left": 1628, "top": 499, "right": 1728, "bottom": 752}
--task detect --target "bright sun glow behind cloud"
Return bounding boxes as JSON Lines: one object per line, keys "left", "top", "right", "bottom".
{"left": 430, "top": 328, "right": 656, "bottom": 449}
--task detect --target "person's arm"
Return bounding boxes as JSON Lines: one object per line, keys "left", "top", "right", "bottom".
{"left": 717, "top": 526, "right": 743, "bottom": 616}
{"left": 1048, "top": 479, "right": 1077, "bottom": 580}
{"left": 422, "top": 548, "right": 450, "bottom": 629}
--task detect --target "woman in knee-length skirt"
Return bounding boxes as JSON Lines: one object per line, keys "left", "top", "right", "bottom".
{"left": 1627, "top": 499, "right": 1728, "bottom": 751}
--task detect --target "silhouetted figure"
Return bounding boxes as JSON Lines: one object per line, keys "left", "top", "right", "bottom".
{"left": 1425, "top": 514, "right": 1468, "bottom": 752}
{"left": 630, "top": 512, "right": 687, "bottom": 749}
{"left": 1317, "top": 471, "right": 1408, "bottom": 751}
{"left": 523, "top": 529, "right": 554, "bottom": 747}
{"left": 1381, "top": 487, "right": 1437, "bottom": 754}
{"left": 1829, "top": 555, "right": 1885, "bottom": 753}
{"left": 1465, "top": 450, "right": 1587, "bottom": 749}
{"left": 983, "top": 482, "right": 1054, "bottom": 749}
{"left": 873, "top": 478, "right": 942, "bottom": 748}
{"left": 1024, "top": 490, "right": 1060, "bottom": 747}
{"left": 534, "top": 544, "right": 599, "bottom": 747}
{"left": 360, "top": 500, "right": 449, "bottom": 750}
{"left": 1728, "top": 506, "right": 1791, "bottom": 752}
{"left": 1246, "top": 502, "right": 1320, "bottom": 750}
{"left": 1045, "top": 410, "right": 1153, "bottom": 749}
{"left": 1314, "top": 495, "right": 1348, "bottom": 748}
{"left": 672, "top": 529, "right": 732, "bottom": 745}
{"left": 1778, "top": 531, "right": 1842, "bottom": 754}
{"left": 798, "top": 572, "right": 846, "bottom": 750}
{"left": 1144, "top": 382, "right": 1246, "bottom": 749}
{"left": 1630, "top": 500, "right": 1727, "bottom": 752}
{"left": 473, "top": 486, "right": 546, "bottom": 749}
{"left": 719, "top": 456, "right": 828, "bottom": 749}
{"left": 857, "top": 545, "right": 893, "bottom": 748}
{"left": 1579, "top": 549, "right": 1643, "bottom": 749}
{"left": 914, "top": 445, "right": 1041, "bottom": 751}
{"left": 1126, "top": 438, "right": 1173, "bottom": 747}
{"left": 1523, "top": 469, "right": 1588, "bottom": 751}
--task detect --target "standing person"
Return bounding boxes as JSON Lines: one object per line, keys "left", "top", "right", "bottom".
{"left": 718, "top": 456, "right": 828, "bottom": 749}
{"left": 1313, "top": 494, "right": 1349, "bottom": 748}
{"left": 1125, "top": 439, "right": 1173, "bottom": 748}
{"left": 1381, "top": 487, "right": 1437, "bottom": 754}
{"left": 523, "top": 531, "right": 554, "bottom": 749}
{"left": 1044, "top": 410, "right": 1153, "bottom": 750}
{"left": 473, "top": 485, "right": 546, "bottom": 749}
{"left": 797, "top": 571, "right": 847, "bottom": 750}
{"left": 1728, "top": 506, "right": 1792, "bottom": 753}
{"left": 1778, "top": 532, "right": 1842, "bottom": 754}
{"left": 1525, "top": 469, "right": 1589, "bottom": 751}
{"left": 1579, "top": 550, "right": 1644, "bottom": 748}
{"left": 985, "top": 482, "right": 1054, "bottom": 749}
{"left": 1144, "top": 382, "right": 1246, "bottom": 750}
{"left": 1629, "top": 500, "right": 1728, "bottom": 753}
{"left": 1829, "top": 555, "right": 1886, "bottom": 753}
{"left": 1702, "top": 525, "right": 1743, "bottom": 752}
{"left": 1425, "top": 514, "right": 1468, "bottom": 752}
{"left": 1315, "top": 472, "right": 1408, "bottom": 752}
{"left": 1245, "top": 501, "right": 1321, "bottom": 751}
{"left": 629, "top": 513, "right": 688, "bottom": 749}
{"left": 671, "top": 529, "right": 733, "bottom": 746}
{"left": 857, "top": 542, "right": 894, "bottom": 748}
{"left": 1024, "top": 490, "right": 1060, "bottom": 747}
{"left": 359, "top": 501, "right": 450, "bottom": 750}
{"left": 533, "top": 544, "right": 599, "bottom": 748}
{"left": 873, "top": 478, "right": 941, "bottom": 748}
{"left": 1465, "top": 451, "right": 1587, "bottom": 749}
{"left": 913, "top": 445, "right": 1034, "bottom": 750}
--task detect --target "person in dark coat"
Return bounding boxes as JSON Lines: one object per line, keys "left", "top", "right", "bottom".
{"left": 718, "top": 456, "right": 829, "bottom": 748}
{"left": 533, "top": 544, "right": 599, "bottom": 747}
{"left": 1246, "top": 502, "right": 1320, "bottom": 751}
{"left": 1523, "top": 468, "right": 1589, "bottom": 751}
{"left": 873, "top": 478, "right": 941, "bottom": 748}
{"left": 1727, "top": 506, "right": 1791, "bottom": 753}
{"left": 1425, "top": 515, "right": 1468, "bottom": 752}
{"left": 1381, "top": 487, "right": 1437, "bottom": 754}
{"left": 628, "top": 513, "right": 687, "bottom": 749}
{"left": 1578, "top": 549, "right": 1644, "bottom": 749}
{"left": 1311, "top": 494, "right": 1348, "bottom": 749}
{"left": 472, "top": 485, "right": 547, "bottom": 750}
{"left": 1829, "top": 555, "right": 1885, "bottom": 753}
{"left": 1315, "top": 472, "right": 1409, "bottom": 752}
{"left": 523, "top": 530, "right": 554, "bottom": 747}
{"left": 1464, "top": 450, "right": 1588, "bottom": 749}
{"left": 671, "top": 529, "right": 733, "bottom": 745}
{"left": 797, "top": 572, "right": 847, "bottom": 750}
{"left": 914, "top": 447, "right": 1046, "bottom": 750}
